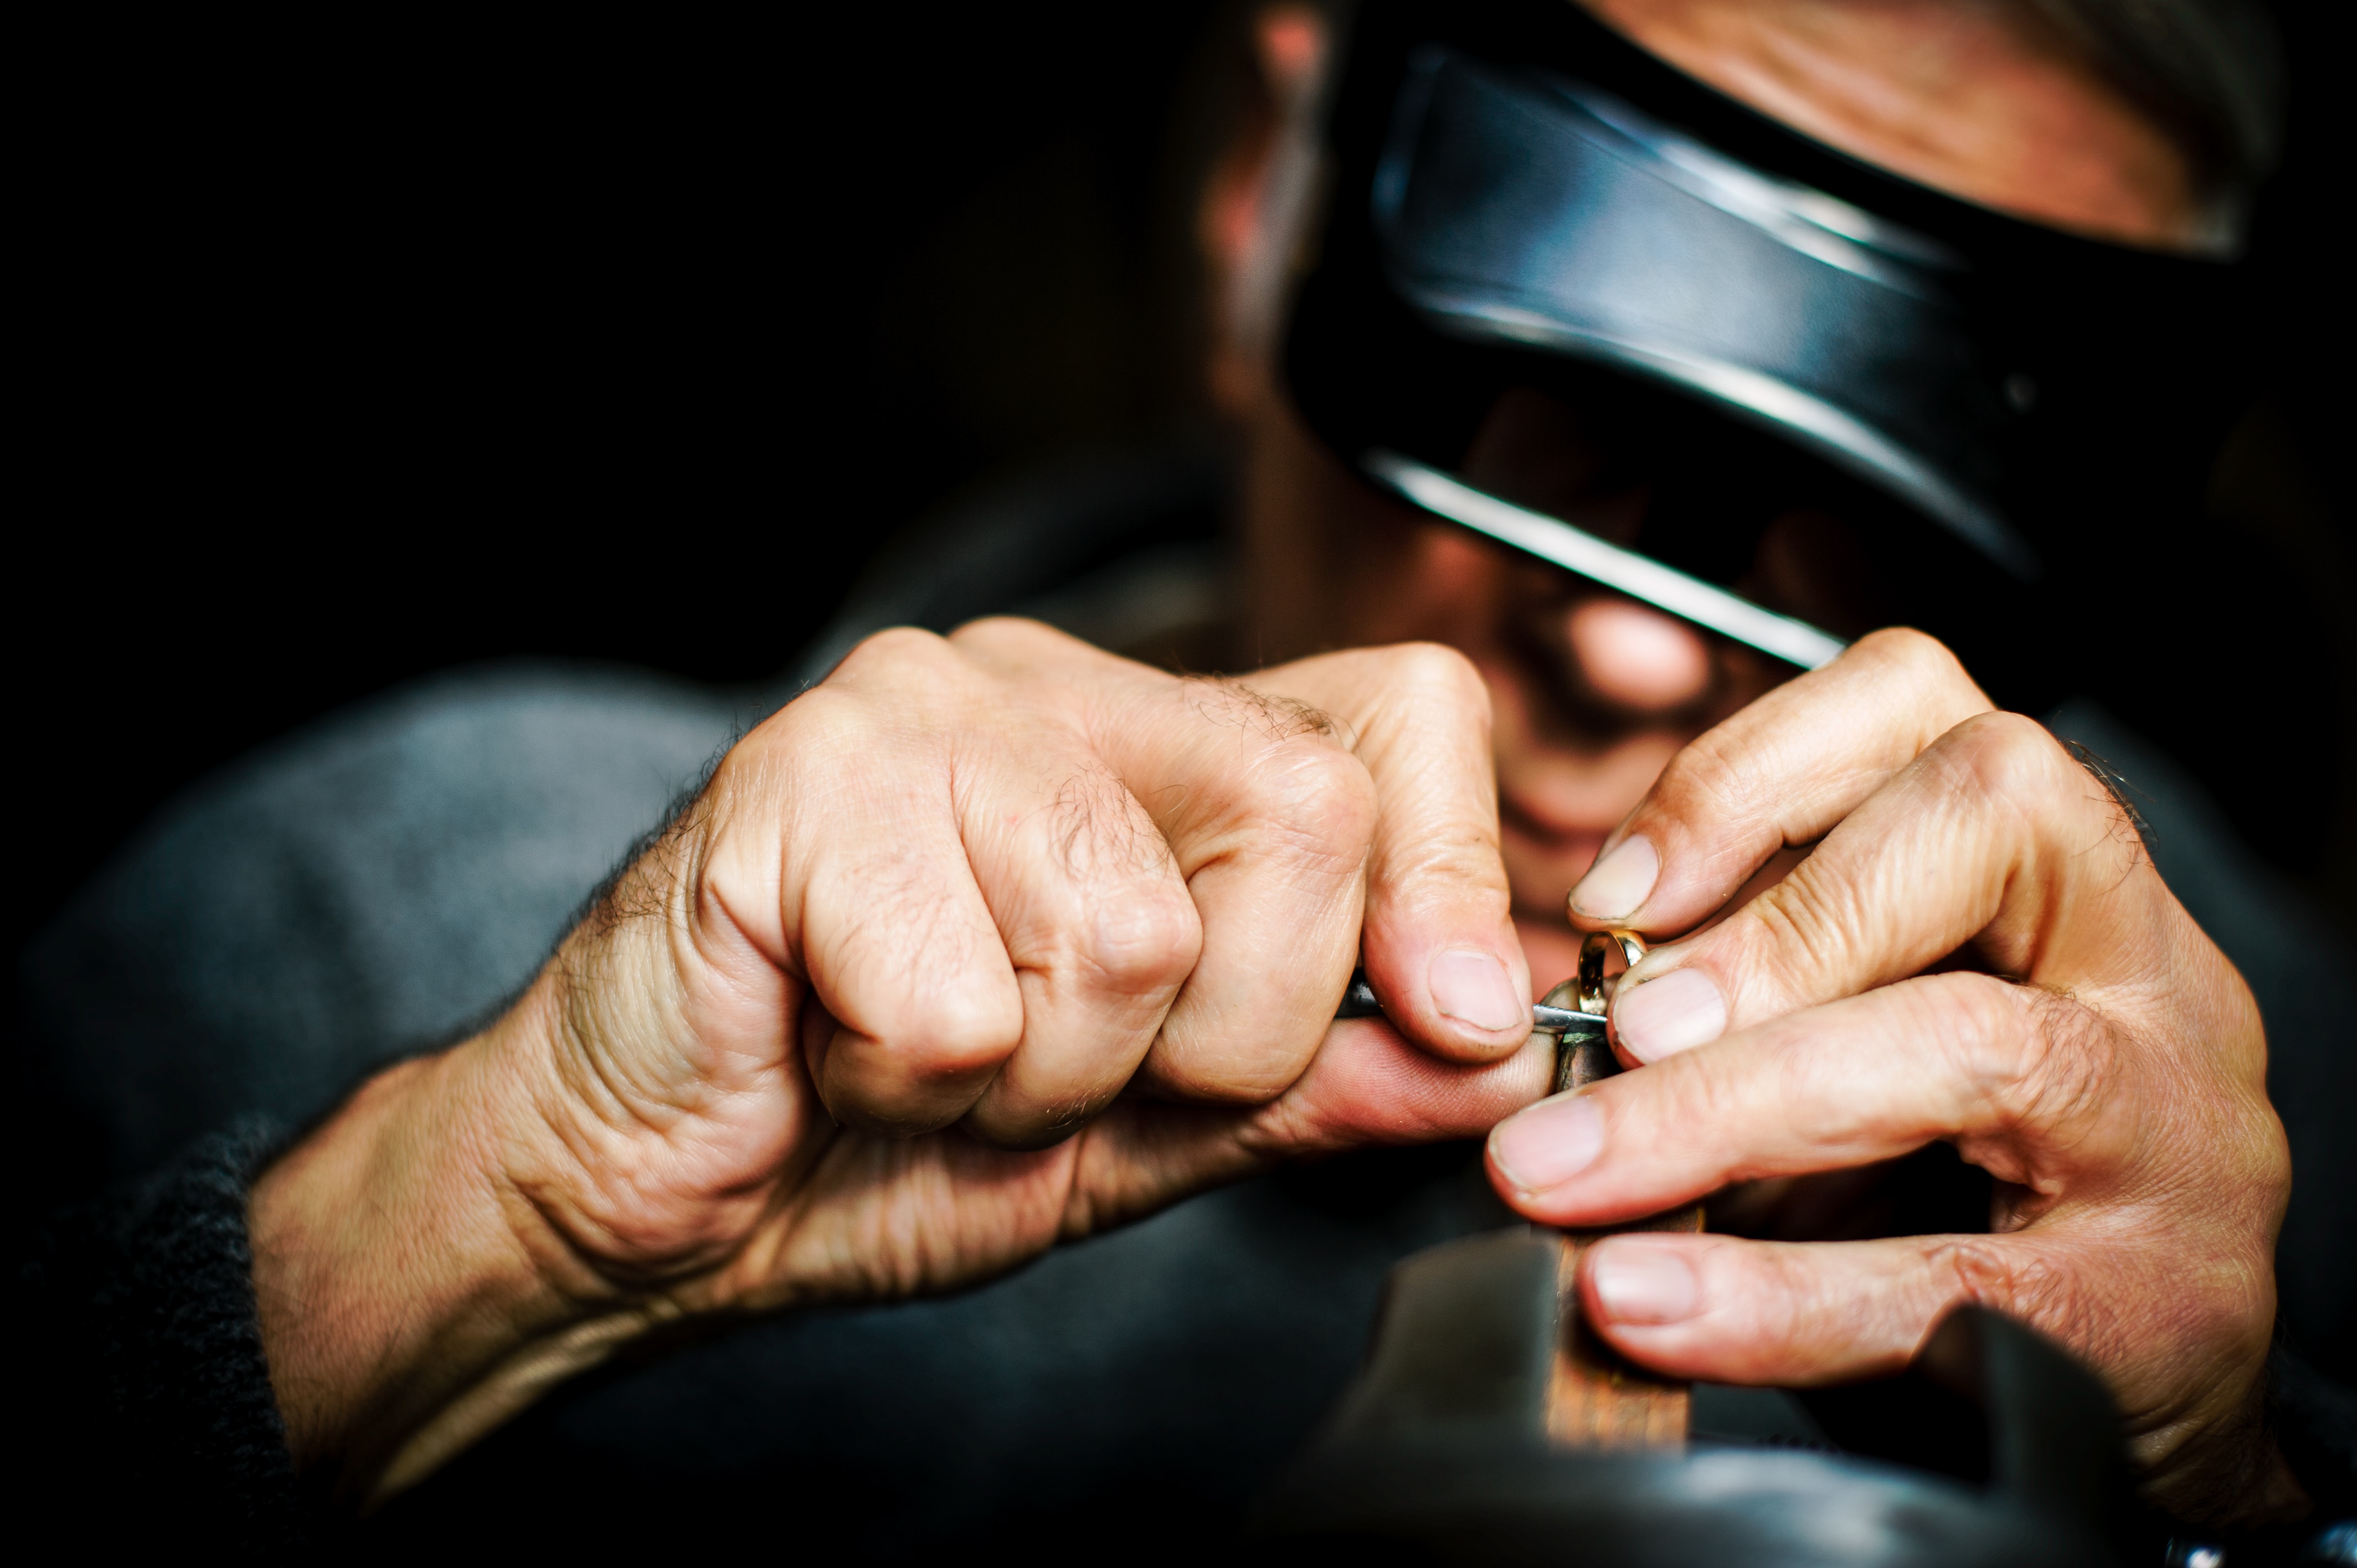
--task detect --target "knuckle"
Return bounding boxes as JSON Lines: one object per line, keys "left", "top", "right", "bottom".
{"left": 1924, "top": 972, "right": 2116, "bottom": 1143}
{"left": 1642, "top": 731, "right": 1779, "bottom": 880}
{"left": 1079, "top": 883, "right": 1203, "bottom": 994}
{"left": 1936, "top": 710, "right": 2069, "bottom": 804}
{"left": 1929, "top": 1235, "right": 2057, "bottom": 1314}
{"left": 1652, "top": 724, "right": 1763, "bottom": 828}
{"left": 1853, "top": 626, "right": 1969, "bottom": 690}
{"left": 1235, "top": 740, "right": 1378, "bottom": 860}
{"left": 1038, "top": 771, "right": 1203, "bottom": 989}
{"left": 1375, "top": 823, "right": 1511, "bottom": 908}
{"left": 1375, "top": 639, "right": 1492, "bottom": 713}
{"left": 1925, "top": 1236, "right": 2111, "bottom": 1364}
{"left": 1741, "top": 867, "right": 1861, "bottom": 983}
{"left": 833, "top": 624, "right": 958, "bottom": 683}
{"left": 886, "top": 1003, "right": 1023, "bottom": 1081}
{"left": 1009, "top": 762, "right": 1205, "bottom": 994}
{"left": 764, "top": 682, "right": 867, "bottom": 757}
{"left": 2000, "top": 986, "right": 2121, "bottom": 1136}
{"left": 1668, "top": 1049, "right": 1766, "bottom": 1169}
{"left": 945, "top": 614, "right": 1084, "bottom": 658}
{"left": 1916, "top": 971, "right": 2031, "bottom": 1102}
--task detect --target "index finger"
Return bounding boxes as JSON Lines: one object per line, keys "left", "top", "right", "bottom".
{"left": 1261, "top": 643, "right": 1535, "bottom": 1064}
{"left": 1601, "top": 705, "right": 2237, "bottom": 1074}
{"left": 1565, "top": 630, "right": 1991, "bottom": 935}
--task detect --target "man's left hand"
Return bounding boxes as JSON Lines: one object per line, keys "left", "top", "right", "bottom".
{"left": 1485, "top": 629, "right": 2298, "bottom": 1525}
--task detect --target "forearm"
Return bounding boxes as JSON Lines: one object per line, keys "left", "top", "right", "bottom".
{"left": 246, "top": 996, "right": 647, "bottom": 1502}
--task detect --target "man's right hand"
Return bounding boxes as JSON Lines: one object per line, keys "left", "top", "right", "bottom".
{"left": 249, "top": 618, "right": 1552, "bottom": 1497}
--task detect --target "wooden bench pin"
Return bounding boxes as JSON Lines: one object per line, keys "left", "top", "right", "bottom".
{"left": 1541, "top": 929, "right": 1705, "bottom": 1452}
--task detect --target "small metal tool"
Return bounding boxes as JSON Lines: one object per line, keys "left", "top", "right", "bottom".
{"left": 1332, "top": 929, "right": 1646, "bottom": 1056}
{"left": 1335, "top": 973, "right": 1590, "bottom": 1033}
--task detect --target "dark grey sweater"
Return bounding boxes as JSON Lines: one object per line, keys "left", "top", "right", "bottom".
{"left": 18, "top": 1124, "right": 305, "bottom": 1545}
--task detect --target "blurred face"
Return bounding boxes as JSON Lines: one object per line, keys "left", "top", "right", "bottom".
{"left": 1210, "top": 0, "right": 2201, "bottom": 983}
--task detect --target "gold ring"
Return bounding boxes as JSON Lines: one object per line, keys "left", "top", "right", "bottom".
{"left": 1576, "top": 929, "right": 1647, "bottom": 1017}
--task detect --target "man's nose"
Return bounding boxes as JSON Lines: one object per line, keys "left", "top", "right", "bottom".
{"left": 1564, "top": 597, "right": 1713, "bottom": 712}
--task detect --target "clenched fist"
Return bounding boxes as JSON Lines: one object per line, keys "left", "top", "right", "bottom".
{"left": 250, "top": 621, "right": 1553, "bottom": 1498}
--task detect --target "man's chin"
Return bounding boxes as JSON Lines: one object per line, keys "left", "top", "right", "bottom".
{"left": 1502, "top": 825, "right": 1607, "bottom": 907}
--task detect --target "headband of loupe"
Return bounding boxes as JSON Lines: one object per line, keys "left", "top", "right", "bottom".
{"left": 1280, "top": 0, "right": 2255, "bottom": 705}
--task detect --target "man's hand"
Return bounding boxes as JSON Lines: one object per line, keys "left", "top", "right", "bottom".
{"left": 250, "top": 620, "right": 1551, "bottom": 1498}
{"left": 1484, "top": 630, "right": 2297, "bottom": 1524}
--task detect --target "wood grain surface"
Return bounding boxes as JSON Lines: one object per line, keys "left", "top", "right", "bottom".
{"left": 1537, "top": 980, "right": 1704, "bottom": 1452}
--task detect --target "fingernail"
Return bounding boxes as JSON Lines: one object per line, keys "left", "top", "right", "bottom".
{"left": 1613, "top": 968, "right": 1727, "bottom": 1063}
{"left": 1489, "top": 1094, "right": 1603, "bottom": 1192}
{"left": 1591, "top": 1239, "right": 1700, "bottom": 1325}
{"left": 1570, "top": 836, "right": 1659, "bottom": 920}
{"left": 1429, "top": 947, "right": 1525, "bottom": 1033}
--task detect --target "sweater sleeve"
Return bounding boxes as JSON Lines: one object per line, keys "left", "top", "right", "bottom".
{"left": 2272, "top": 1345, "right": 2357, "bottom": 1519}
{"left": 16, "top": 1121, "right": 311, "bottom": 1550}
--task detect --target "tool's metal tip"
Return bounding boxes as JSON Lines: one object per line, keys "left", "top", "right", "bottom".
{"left": 1337, "top": 973, "right": 1605, "bottom": 1033}
{"left": 1337, "top": 974, "right": 1386, "bottom": 1019}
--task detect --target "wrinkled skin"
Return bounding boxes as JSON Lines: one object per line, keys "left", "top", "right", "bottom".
{"left": 250, "top": 0, "right": 2302, "bottom": 1528}
{"left": 1214, "top": 1, "right": 2298, "bottom": 1521}
{"left": 1485, "top": 632, "right": 2293, "bottom": 1521}
{"left": 251, "top": 624, "right": 1552, "bottom": 1498}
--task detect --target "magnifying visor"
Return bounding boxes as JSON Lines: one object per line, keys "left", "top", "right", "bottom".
{"left": 1281, "top": 0, "right": 2254, "bottom": 700}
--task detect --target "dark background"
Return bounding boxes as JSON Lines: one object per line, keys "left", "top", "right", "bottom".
{"left": 13, "top": 0, "right": 2353, "bottom": 976}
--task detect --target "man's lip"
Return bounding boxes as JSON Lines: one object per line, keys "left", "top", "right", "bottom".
{"left": 1500, "top": 802, "right": 1607, "bottom": 910}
